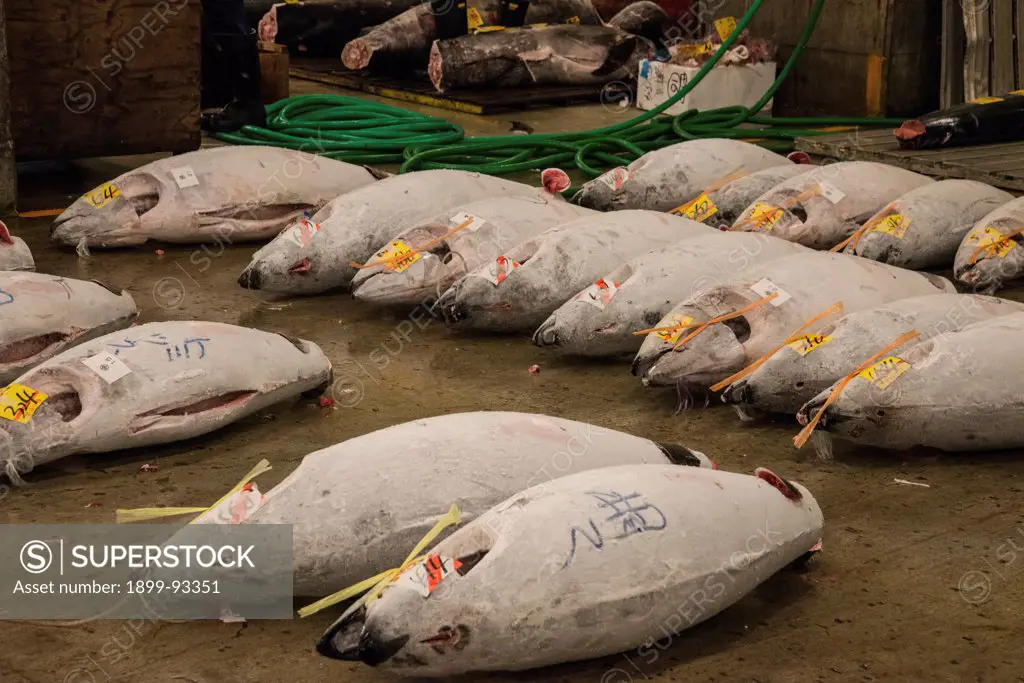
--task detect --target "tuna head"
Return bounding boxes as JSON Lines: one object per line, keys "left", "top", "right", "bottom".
{"left": 351, "top": 223, "right": 465, "bottom": 307}
{"left": 238, "top": 215, "right": 341, "bottom": 294}
{"left": 571, "top": 163, "right": 641, "bottom": 211}
{"left": 51, "top": 174, "right": 163, "bottom": 248}
{"left": 954, "top": 218, "right": 1024, "bottom": 293}
{"left": 738, "top": 186, "right": 854, "bottom": 249}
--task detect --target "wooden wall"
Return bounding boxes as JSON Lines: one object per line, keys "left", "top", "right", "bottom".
{"left": 5, "top": 0, "right": 201, "bottom": 161}
{"left": 712, "top": 0, "right": 941, "bottom": 118}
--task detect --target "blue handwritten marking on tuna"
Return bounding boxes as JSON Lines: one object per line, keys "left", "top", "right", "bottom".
{"left": 108, "top": 334, "right": 210, "bottom": 361}
{"left": 563, "top": 490, "right": 667, "bottom": 567}
{"left": 0, "top": 288, "right": 13, "bottom": 306}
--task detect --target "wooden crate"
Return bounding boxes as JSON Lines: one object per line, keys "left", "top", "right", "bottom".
{"left": 710, "top": 0, "right": 941, "bottom": 118}
{"left": 941, "top": 0, "right": 1024, "bottom": 107}
{"left": 4, "top": 0, "right": 202, "bottom": 162}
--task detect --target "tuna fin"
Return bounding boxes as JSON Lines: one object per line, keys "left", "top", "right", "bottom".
{"left": 363, "top": 165, "right": 392, "bottom": 181}
{"left": 89, "top": 279, "right": 127, "bottom": 296}
{"left": 656, "top": 442, "right": 712, "bottom": 468}
{"left": 591, "top": 37, "right": 639, "bottom": 78}
{"left": 754, "top": 467, "right": 803, "bottom": 501}
{"left": 0, "top": 220, "right": 11, "bottom": 245}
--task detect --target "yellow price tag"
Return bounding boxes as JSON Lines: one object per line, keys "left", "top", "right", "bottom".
{"left": 566, "top": 15, "right": 580, "bottom": 23}
{"left": 870, "top": 213, "right": 911, "bottom": 239}
{"left": 715, "top": 16, "right": 738, "bottom": 42}
{"left": 0, "top": 384, "right": 48, "bottom": 424}
{"left": 474, "top": 25, "right": 506, "bottom": 32}
{"left": 467, "top": 7, "right": 483, "bottom": 29}
{"left": 671, "top": 193, "right": 718, "bottom": 222}
{"left": 857, "top": 356, "right": 910, "bottom": 390}
{"left": 749, "top": 203, "right": 785, "bottom": 233}
{"left": 971, "top": 97, "right": 1004, "bottom": 105}
{"left": 655, "top": 314, "right": 694, "bottom": 344}
{"left": 370, "top": 240, "right": 421, "bottom": 273}
{"left": 974, "top": 226, "right": 1018, "bottom": 258}
{"left": 787, "top": 334, "right": 833, "bottom": 357}
{"left": 82, "top": 182, "right": 121, "bottom": 209}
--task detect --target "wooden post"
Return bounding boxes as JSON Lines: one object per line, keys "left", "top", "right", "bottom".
{"left": 0, "top": 0, "right": 17, "bottom": 215}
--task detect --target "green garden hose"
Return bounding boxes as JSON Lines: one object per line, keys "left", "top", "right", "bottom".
{"left": 217, "top": 0, "right": 902, "bottom": 178}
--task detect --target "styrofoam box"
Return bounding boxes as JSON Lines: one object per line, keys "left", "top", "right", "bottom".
{"left": 636, "top": 59, "right": 777, "bottom": 115}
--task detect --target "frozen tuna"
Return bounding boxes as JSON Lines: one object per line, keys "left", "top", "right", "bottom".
{"left": 50, "top": 146, "right": 380, "bottom": 248}
{"left": 0, "top": 273, "right": 139, "bottom": 385}
{"left": 731, "top": 161, "right": 934, "bottom": 249}
{"left": 429, "top": 25, "right": 651, "bottom": 92}
{"left": 260, "top": 0, "right": 421, "bottom": 58}
{"left": 953, "top": 196, "right": 1024, "bottom": 291}
{"left": 437, "top": 211, "right": 712, "bottom": 332}
{"left": 721, "top": 294, "right": 1024, "bottom": 416}
{"left": 698, "top": 163, "right": 812, "bottom": 228}
{"left": 350, "top": 194, "right": 595, "bottom": 307}
{"left": 238, "top": 170, "right": 539, "bottom": 295}
{"left": 534, "top": 231, "right": 806, "bottom": 357}
{"left": 0, "top": 223, "right": 34, "bottom": 271}
{"left": 841, "top": 179, "right": 1011, "bottom": 269}
{"left": 796, "top": 312, "right": 1024, "bottom": 451}
{"left": 317, "top": 464, "right": 822, "bottom": 675}
{"left": 0, "top": 321, "right": 331, "bottom": 483}
{"left": 633, "top": 251, "right": 956, "bottom": 392}
{"left": 189, "top": 411, "right": 714, "bottom": 596}
{"left": 607, "top": 1, "right": 671, "bottom": 45}
{"left": 572, "top": 139, "right": 792, "bottom": 212}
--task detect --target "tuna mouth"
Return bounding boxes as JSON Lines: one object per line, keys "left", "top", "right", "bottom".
{"left": 129, "top": 390, "right": 259, "bottom": 434}
{"left": 719, "top": 380, "right": 751, "bottom": 406}
{"left": 317, "top": 604, "right": 368, "bottom": 662}
{"left": 631, "top": 349, "right": 666, "bottom": 379}
{"left": 0, "top": 332, "right": 74, "bottom": 366}
{"left": 796, "top": 398, "right": 830, "bottom": 429}
{"left": 238, "top": 266, "right": 262, "bottom": 290}
{"left": 358, "top": 631, "right": 411, "bottom": 667}
{"left": 434, "top": 286, "right": 464, "bottom": 324}
{"left": 532, "top": 318, "right": 559, "bottom": 347}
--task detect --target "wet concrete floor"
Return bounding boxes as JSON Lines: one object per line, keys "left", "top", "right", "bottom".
{"left": 2, "top": 81, "right": 1024, "bottom": 683}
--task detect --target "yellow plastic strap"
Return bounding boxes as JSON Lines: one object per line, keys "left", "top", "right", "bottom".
{"left": 297, "top": 504, "right": 462, "bottom": 618}
{"left": 115, "top": 459, "right": 272, "bottom": 524}
{"left": 351, "top": 218, "right": 473, "bottom": 270}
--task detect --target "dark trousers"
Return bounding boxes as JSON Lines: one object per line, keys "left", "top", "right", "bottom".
{"left": 201, "top": 0, "right": 249, "bottom": 35}
{"left": 200, "top": 0, "right": 252, "bottom": 107}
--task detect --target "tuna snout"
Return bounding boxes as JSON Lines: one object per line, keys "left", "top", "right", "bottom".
{"left": 631, "top": 351, "right": 663, "bottom": 379}
{"left": 238, "top": 266, "right": 262, "bottom": 290}
{"left": 720, "top": 380, "right": 751, "bottom": 406}
{"left": 796, "top": 398, "right": 830, "bottom": 429}
{"left": 357, "top": 630, "right": 410, "bottom": 667}
{"left": 434, "top": 286, "right": 464, "bottom": 324}
{"left": 532, "top": 318, "right": 559, "bottom": 347}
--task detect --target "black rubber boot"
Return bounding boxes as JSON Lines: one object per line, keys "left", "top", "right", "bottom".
{"left": 498, "top": 0, "right": 530, "bottom": 27}
{"left": 201, "top": 30, "right": 267, "bottom": 134}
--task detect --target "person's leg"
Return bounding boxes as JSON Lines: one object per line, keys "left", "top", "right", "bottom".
{"left": 200, "top": 0, "right": 266, "bottom": 133}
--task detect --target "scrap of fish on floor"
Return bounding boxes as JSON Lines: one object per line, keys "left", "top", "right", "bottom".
{"left": 894, "top": 91, "right": 1024, "bottom": 150}
{"left": 720, "top": 293, "right": 1024, "bottom": 419}
{"left": 0, "top": 321, "right": 331, "bottom": 484}
{"left": 0, "top": 273, "right": 139, "bottom": 385}
{"left": 838, "top": 179, "right": 1011, "bottom": 269}
{"left": 428, "top": 25, "right": 652, "bottom": 93}
{"left": 572, "top": 138, "right": 794, "bottom": 212}
{"left": 694, "top": 162, "right": 812, "bottom": 228}
{"left": 238, "top": 169, "right": 539, "bottom": 295}
{"left": 350, "top": 195, "right": 595, "bottom": 307}
{"left": 534, "top": 231, "right": 807, "bottom": 357}
{"left": 796, "top": 311, "right": 1024, "bottom": 452}
{"left": 953, "top": 195, "right": 1024, "bottom": 291}
{"left": 631, "top": 251, "right": 956, "bottom": 399}
{"left": 0, "top": 223, "right": 34, "bottom": 271}
{"left": 317, "top": 464, "right": 822, "bottom": 676}
{"left": 257, "top": 0, "right": 421, "bottom": 58}
{"left": 50, "top": 146, "right": 381, "bottom": 249}
{"left": 341, "top": 0, "right": 603, "bottom": 71}
{"left": 188, "top": 411, "right": 714, "bottom": 596}
{"left": 437, "top": 211, "right": 711, "bottom": 332}
{"left": 730, "top": 161, "right": 934, "bottom": 250}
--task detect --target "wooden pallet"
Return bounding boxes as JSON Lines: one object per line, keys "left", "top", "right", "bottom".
{"left": 794, "top": 128, "right": 1024, "bottom": 192}
{"left": 289, "top": 58, "right": 608, "bottom": 115}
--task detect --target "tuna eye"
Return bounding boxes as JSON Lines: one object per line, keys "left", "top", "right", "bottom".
{"left": 795, "top": 381, "right": 805, "bottom": 389}
{"left": 876, "top": 409, "right": 886, "bottom": 417}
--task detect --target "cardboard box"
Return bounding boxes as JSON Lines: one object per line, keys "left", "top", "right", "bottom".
{"left": 636, "top": 60, "right": 777, "bottom": 116}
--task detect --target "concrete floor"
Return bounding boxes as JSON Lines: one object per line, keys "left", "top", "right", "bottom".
{"left": 2, "top": 80, "right": 1023, "bottom": 683}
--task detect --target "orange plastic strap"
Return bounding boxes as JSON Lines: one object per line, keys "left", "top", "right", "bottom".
{"left": 968, "top": 226, "right": 1024, "bottom": 265}
{"left": 709, "top": 301, "right": 844, "bottom": 393}
{"left": 350, "top": 217, "right": 473, "bottom": 269}
{"left": 793, "top": 329, "right": 920, "bottom": 448}
{"left": 730, "top": 187, "right": 820, "bottom": 232}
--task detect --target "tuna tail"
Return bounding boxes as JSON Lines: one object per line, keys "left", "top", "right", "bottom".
{"left": 362, "top": 165, "right": 392, "bottom": 181}
{"left": 590, "top": 36, "right": 640, "bottom": 78}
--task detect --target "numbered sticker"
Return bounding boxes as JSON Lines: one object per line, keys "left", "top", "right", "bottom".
{"left": 858, "top": 356, "right": 910, "bottom": 390}
{"left": 480, "top": 255, "right": 521, "bottom": 285}
{"left": 466, "top": 6, "right": 483, "bottom": 29}
{"left": 749, "top": 278, "right": 792, "bottom": 306}
{"left": 787, "top": 334, "right": 833, "bottom": 357}
{"left": 576, "top": 276, "right": 620, "bottom": 310}
{"left": 82, "top": 352, "right": 133, "bottom": 384}
{"left": 973, "top": 226, "right": 1018, "bottom": 258}
{"left": 748, "top": 203, "right": 785, "bottom": 233}
{"left": 597, "top": 167, "right": 630, "bottom": 191}
{"left": 285, "top": 218, "right": 322, "bottom": 249}
{"left": 394, "top": 554, "right": 463, "bottom": 597}
{"left": 206, "top": 483, "right": 265, "bottom": 525}
{"left": 170, "top": 166, "right": 199, "bottom": 189}
{"left": 82, "top": 182, "right": 122, "bottom": 209}
{"left": 566, "top": 15, "right": 580, "bottom": 23}
{"left": 449, "top": 211, "right": 486, "bottom": 233}
{"left": 0, "top": 383, "right": 48, "bottom": 424}
{"left": 370, "top": 240, "right": 421, "bottom": 273}
{"left": 817, "top": 182, "right": 846, "bottom": 205}
{"left": 714, "top": 16, "right": 738, "bottom": 41}
{"left": 870, "top": 212, "right": 911, "bottom": 239}
{"left": 654, "top": 313, "right": 694, "bottom": 344}
{"left": 671, "top": 192, "right": 718, "bottom": 222}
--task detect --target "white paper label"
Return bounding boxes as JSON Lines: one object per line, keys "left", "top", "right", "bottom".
{"left": 477, "top": 256, "right": 521, "bottom": 286}
{"left": 576, "top": 276, "right": 620, "bottom": 309}
{"left": 818, "top": 182, "right": 846, "bottom": 204}
{"left": 170, "top": 166, "right": 199, "bottom": 189}
{"left": 749, "top": 278, "right": 791, "bottom": 306}
{"left": 205, "top": 484, "right": 264, "bottom": 524}
{"left": 449, "top": 211, "right": 487, "bottom": 233}
{"left": 393, "top": 555, "right": 462, "bottom": 597}
{"left": 284, "top": 218, "right": 321, "bottom": 248}
{"left": 598, "top": 167, "right": 630, "bottom": 191}
{"left": 81, "top": 352, "right": 132, "bottom": 383}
